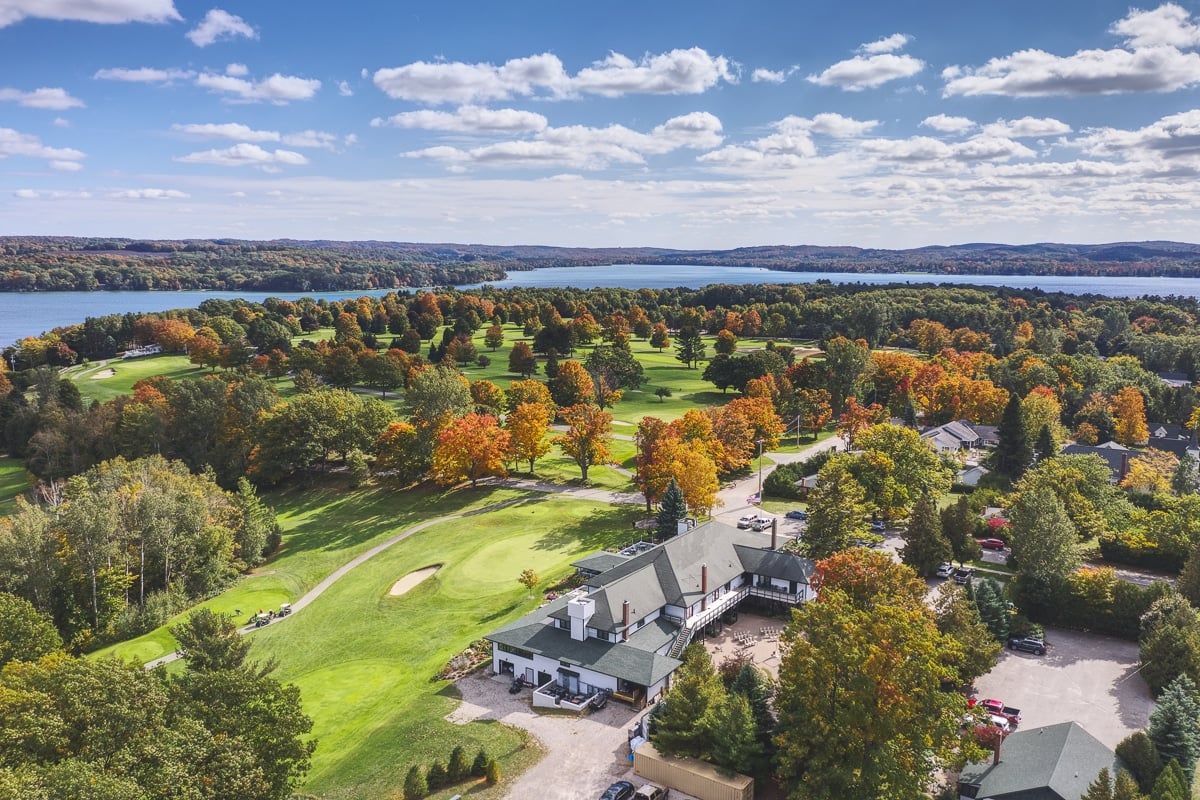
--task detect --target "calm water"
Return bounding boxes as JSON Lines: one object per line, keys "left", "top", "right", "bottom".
{"left": 3, "top": 265, "right": 1200, "bottom": 348}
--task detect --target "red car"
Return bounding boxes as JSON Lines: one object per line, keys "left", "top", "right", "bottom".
{"left": 977, "top": 537, "right": 1006, "bottom": 550}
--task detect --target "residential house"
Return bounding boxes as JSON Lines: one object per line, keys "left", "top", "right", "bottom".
{"left": 486, "top": 520, "right": 814, "bottom": 710}
{"left": 957, "top": 464, "right": 990, "bottom": 487}
{"left": 1059, "top": 442, "right": 1141, "bottom": 484}
{"left": 957, "top": 722, "right": 1120, "bottom": 800}
{"left": 1157, "top": 371, "right": 1192, "bottom": 389}
{"left": 1144, "top": 422, "right": 1200, "bottom": 461}
{"left": 921, "top": 420, "right": 999, "bottom": 454}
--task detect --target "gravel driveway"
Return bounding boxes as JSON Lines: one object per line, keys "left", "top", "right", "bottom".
{"left": 451, "top": 672, "right": 663, "bottom": 800}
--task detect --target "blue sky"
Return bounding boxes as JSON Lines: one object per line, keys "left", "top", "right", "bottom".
{"left": 6, "top": 1, "right": 1200, "bottom": 248}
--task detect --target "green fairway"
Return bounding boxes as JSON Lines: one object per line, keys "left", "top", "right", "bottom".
{"left": 98, "top": 480, "right": 531, "bottom": 664}
{"left": 67, "top": 354, "right": 210, "bottom": 404}
{"left": 237, "top": 495, "right": 639, "bottom": 799}
{"left": 0, "top": 456, "right": 30, "bottom": 512}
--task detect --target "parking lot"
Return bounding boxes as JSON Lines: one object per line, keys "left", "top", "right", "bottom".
{"left": 971, "top": 626, "right": 1154, "bottom": 748}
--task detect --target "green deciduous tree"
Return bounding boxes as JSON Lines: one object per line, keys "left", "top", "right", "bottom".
{"left": 1139, "top": 593, "right": 1200, "bottom": 696}
{"left": 169, "top": 608, "right": 250, "bottom": 673}
{"left": 802, "top": 454, "right": 871, "bottom": 560}
{"left": 932, "top": 582, "right": 1001, "bottom": 686}
{"left": 941, "top": 496, "right": 983, "bottom": 564}
{"left": 900, "top": 493, "right": 953, "bottom": 577}
{"left": 1008, "top": 485, "right": 1080, "bottom": 617}
{"left": 0, "top": 592, "right": 62, "bottom": 667}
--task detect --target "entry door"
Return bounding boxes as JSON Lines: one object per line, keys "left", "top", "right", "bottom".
{"left": 525, "top": 667, "right": 535, "bottom": 685}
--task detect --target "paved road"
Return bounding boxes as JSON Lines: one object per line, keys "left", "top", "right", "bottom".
{"left": 714, "top": 436, "right": 844, "bottom": 525}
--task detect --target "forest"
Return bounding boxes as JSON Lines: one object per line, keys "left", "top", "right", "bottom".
{"left": 7, "top": 236, "right": 1200, "bottom": 292}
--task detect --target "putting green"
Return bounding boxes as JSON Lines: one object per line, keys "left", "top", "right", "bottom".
{"left": 454, "top": 531, "right": 581, "bottom": 593}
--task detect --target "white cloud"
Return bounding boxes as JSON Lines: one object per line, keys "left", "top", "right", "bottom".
{"left": 176, "top": 143, "right": 308, "bottom": 167}
{"left": 0, "top": 127, "right": 85, "bottom": 164}
{"left": 981, "top": 116, "right": 1072, "bottom": 138}
{"left": 0, "top": 0, "right": 179, "bottom": 28}
{"left": 186, "top": 8, "right": 256, "bottom": 47}
{"left": 1111, "top": 2, "right": 1200, "bottom": 48}
{"left": 751, "top": 68, "right": 786, "bottom": 83}
{"left": 860, "top": 33, "right": 910, "bottom": 55}
{"left": 53, "top": 117, "right": 70, "bottom": 127}
{"left": 171, "top": 122, "right": 280, "bottom": 142}
{"left": 225, "top": 62, "right": 248, "bottom": 77}
{"left": 111, "top": 188, "right": 189, "bottom": 199}
{"left": 808, "top": 53, "right": 924, "bottom": 91}
{"left": 338, "top": 80, "right": 353, "bottom": 96}
{"left": 860, "top": 134, "right": 1035, "bottom": 162}
{"left": 281, "top": 130, "right": 338, "bottom": 149}
{"left": 405, "top": 112, "right": 723, "bottom": 170}
{"left": 50, "top": 159, "right": 83, "bottom": 171}
{"left": 1075, "top": 109, "right": 1200, "bottom": 160}
{"left": 783, "top": 112, "right": 880, "bottom": 137}
{"left": 196, "top": 71, "right": 320, "bottom": 103}
{"left": 343, "top": 133, "right": 357, "bottom": 146}
{"left": 0, "top": 87, "right": 84, "bottom": 110}
{"left": 374, "top": 47, "right": 733, "bottom": 105}
{"left": 14, "top": 188, "right": 90, "bottom": 198}
{"left": 921, "top": 114, "right": 977, "bottom": 133}
{"left": 372, "top": 105, "right": 548, "bottom": 133}
{"left": 94, "top": 66, "right": 194, "bottom": 83}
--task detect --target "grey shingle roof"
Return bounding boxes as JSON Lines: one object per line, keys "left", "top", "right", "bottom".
{"left": 570, "top": 552, "right": 632, "bottom": 574}
{"left": 958, "top": 722, "right": 1119, "bottom": 800}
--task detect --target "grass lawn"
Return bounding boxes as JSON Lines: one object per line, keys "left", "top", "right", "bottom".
{"left": 67, "top": 354, "right": 210, "bottom": 404}
{"left": 206, "top": 492, "right": 642, "bottom": 799}
{"left": 97, "top": 479, "right": 531, "bottom": 665}
{"left": 0, "top": 456, "right": 30, "bottom": 512}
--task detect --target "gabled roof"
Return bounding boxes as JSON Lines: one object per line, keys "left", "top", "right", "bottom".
{"left": 1059, "top": 444, "right": 1140, "bottom": 481}
{"left": 1149, "top": 422, "right": 1187, "bottom": 440}
{"left": 1146, "top": 436, "right": 1200, "bottom": 458}
{"left": 571, "top": 552, "right": 631, "bottom": 575}
{"left": 921, "top": 419, "right": 981, "bottom": 447}
{"left": 958, "top": 722, "right": 1119, "bottom": 800}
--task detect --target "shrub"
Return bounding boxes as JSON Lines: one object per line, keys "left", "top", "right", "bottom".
{"left": 471, "top": 749, "right": 489, "bottom": 777}
{"left": 426, "top": 761, "right": 447, "bottom": 789}
{"left": 1116, "top": 730, "right": 1163, "bottom": 792}
{"left": 486, "top": 758, "right": 501, "bottom": 785}
{"left": 477, "top": 355, "right": 491, "bottom": 368}
{"left": 447, "top": 745, "right": 469, "bottom": 782}
{"left": 403, "top": 765, "right": 427, "bottom": 800}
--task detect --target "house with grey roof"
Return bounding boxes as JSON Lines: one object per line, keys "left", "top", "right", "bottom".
{"left": 922, "top": 420, "right": 998, "bottom": 454}
{"left": 957, "top": 722, "right": 1120, "bottom": 799}
{"left": 1059, "top": 442, "right": 1142, "bottom": 484}
{"left": 486, "top": 520, "right": 814, "bottom": 709}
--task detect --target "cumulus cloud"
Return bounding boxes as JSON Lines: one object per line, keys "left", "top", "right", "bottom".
{"left": 861, "top": 134, "right": 1035, "bottom": 162}
{"left": 945, "top": 5, "right": 1200, "bottom": 96}
{"left": 338, "top": 80, "right": 352, "bottom": 96}
{"left": 196, "top": 71, "right": 320, "bottom": 103}
{"left": 171, "top": 122, "right": 280, "bottom": 142}
{"left": 981, "top": 116, "right": 1072, "bottom": 138}
{"left": 405, "top": 112, "right": 723, "bottom": 170}
{"left": 860, "top": 33, "right": 910, "bottom": 54}
{"left": 374, "top": 47, "right": 733, "bottom": 105}
{"left": 225, "top": 62, "right": 248, "bottom": 77}
{"left": 372, "top": 106, "right": 548, "bottom": 133}
{"left": 921, "top": 114, "right": 977, "bottom": 133}
{"left": 111, "top": 188, "right": 189, "bottom": 199}
{"left": 281, "top": 130, "right": 338, "bottom": 149}
{"left": 808, "top": 52, "right": 924, "bottom": 91}
{"left": 1075, "top": 109, "right": 1200, "bottom": 160}
{"left": 784, "top": 112, "right": 880, "bottom": 137}
{"left": 0, "top": 0, "right": 179, "bottom": 28}
{"left": 186, "top": 8, "right": 256, "bottom": 47}
{"left": 176, "top": 142, "right": 308, "bottom": 167}
{"left": 0, "top": 87, "right": 84, "bottom": 110}
{"left": 751, "top": 68, "right": 786, "bottom": 83}
{"left": 94, "top": 66, "right": 194, "bottom": 83}
{"left": 50, "top": 159, "right": 82, "bottom": 171}
{"left": 0, "top": 127, "right": 85, "bottom": 165}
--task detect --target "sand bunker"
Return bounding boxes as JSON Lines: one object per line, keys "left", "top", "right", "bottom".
{"left": 389, "top": 565, "right": 440, "bottom": 596}
{"left": 91, "top": 368, "right": 116, "bottom": 379}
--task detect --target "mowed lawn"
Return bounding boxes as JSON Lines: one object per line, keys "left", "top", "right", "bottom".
{"left": 237, "top": 496, "right": 640, "bottom": 799}
{"left": 98, "top": 481, "right": 531, "bottom": 665}
{"left": 0, "top": 456, "right": 30, "bottom": 513}
{"left": 66, "top": 354, "right": 210, "bottom": 405}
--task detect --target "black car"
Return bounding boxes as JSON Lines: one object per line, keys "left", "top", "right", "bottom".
{"left": 1008, "top": 637, "right": 1047, "bottom": 655}
{"left": 601, "top": 781, "right": 636, "bottom": 800}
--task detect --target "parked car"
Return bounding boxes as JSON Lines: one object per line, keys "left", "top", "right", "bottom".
{"left": 871, "top": 520, "right": 886, "bottom": 532}
{"left": 634, "top": 783, "right": 669, "bottom": 800}
{"left": 785, "top": 509, "right": 809, "bottom": 520}
{"left": 737, "top": 514, "right": 756, "bottom": 529}
{"left": 978, "top": 537, "right": 1007, "bottom": 550}
{"left": 750, "top": 515, "right": 773, "bottom": 531}
{"left": 1008, "top": 636, "right": 1047, "bottom": 655}
{"left": 936, "top": 563, "right": 954, "bottom": 579}
{"left": 601, "top": 781, "right": 636, "bottom": 800}
{"left": 953, "top": 566, "right": 975, "bottom": 584}
{"left": 980, "top": 698, "right": 1022, "bottom": 725}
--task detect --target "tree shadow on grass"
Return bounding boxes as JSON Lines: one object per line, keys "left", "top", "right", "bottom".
{"left": 529, "top": 505, "right": 643, "bottom": 555}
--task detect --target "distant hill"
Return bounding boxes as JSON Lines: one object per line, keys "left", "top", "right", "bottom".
{"left": 3, "top": 236, "right": 1200, "bottom": 291}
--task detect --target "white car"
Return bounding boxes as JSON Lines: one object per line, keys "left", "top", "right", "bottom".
{"left": 737, "top": 514, "right": 756, "bottom": 529}
{"left": 936, "top": 563, "right": 954, "bottom": 578}
{"left": 751, "top": 516, "right": 774, "bottom": 531}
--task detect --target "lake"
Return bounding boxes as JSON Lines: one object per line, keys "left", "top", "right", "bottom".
{"left": 3, "top": 264, "right": 1200, "bottom": 347}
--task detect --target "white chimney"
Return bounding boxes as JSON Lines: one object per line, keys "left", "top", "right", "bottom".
{"left": 567, "top": 596, "right": 596, "bottom": 641}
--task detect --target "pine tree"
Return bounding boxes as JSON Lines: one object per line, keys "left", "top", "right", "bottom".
{"left": 1173, "top": 453, "right": 1199, "bottom": 496}
{"left": 650, "top": 644, "right": 725, "bottom": 758}
{"left": 708, "top": 693, "right": 765, "bottom": 776}
{"left": 471, "top": 749, "right": 489, "bottom": 777}
{"left": 1150, "top": 760, "right": 1188, "bottom": 800}
{"left": 485, "top": 758, "right": 501, "bottom": 785}
{"left": 1178, "top": 541, "right": 1200, "bottom": 607}
{"left": 974, "top": 578, "right": 1010, "bottom": 642}
{"left": 1148, "top": 674, "right": 1200, "bottom": 782}
{"left": 403, "top": 765, "right": 428, "bottom": 800}
{"left": 1114, "top": 769, "right": 1148, "bottom": 800}
{"left": 941, "top": 496, "right": 983, "bottom": 563}
{"left": 426, "top": 761, "right": 447, "bottom": 789}
{"left": 1117, "top": 730, "right": 1164, "bottom": 792}
{"left": 994, "top": 392, "right": 1032, "bottom": 483}
{"left": 1082, "top": 767, "right": 1115, "bottom": 800}
{"left": 657, "top": 478, "right": 688, "bottom": 539}
{"left": 674, "top": 326, "right": 706, "bottom": 369}
{"left": 900, "top": 492, "right": 953, "bottom": 577}
{"left": 730, "top": 663, "right": 776, "bottom": 758}
{"left": 447, "top": 745, "right": 469, "bottom": 782}
{"left": 1034, "top": 423, "right": 1056, "bottom": 464}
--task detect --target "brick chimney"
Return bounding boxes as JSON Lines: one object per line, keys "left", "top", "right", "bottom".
{"left": 622, "top": 600, "right": 630, "bottom": 641}
{"left": 771, "top": 518, "right": 778, "bottom": 550}
{"left": 701, "top": 564, "right": 708, "bottom": 611}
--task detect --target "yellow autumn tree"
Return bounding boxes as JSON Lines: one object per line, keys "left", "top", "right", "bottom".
{"left": 554, "top": 404, "right": 612, "bottom": 482}
{"left": 505, "top": 401, "right": 553, "bottom": 474}
{"left": 1112, "top": 386, "right": 1150, "bottom": 446}
{"left": 1120, "top": 449, "right": 1179, "bottom": 494}
{"left": 431, "top": 413, "right": 510, "bottom": 487}
{"left": 665, "top": 441, "right": 722, "bottom": 516}
{"left": 1020, "top": 386, "right": 1066, "bottom": 451}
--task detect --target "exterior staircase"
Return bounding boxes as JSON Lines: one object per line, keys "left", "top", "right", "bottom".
{"left": 668, "top": 625, "right": 693, "bottom": 659}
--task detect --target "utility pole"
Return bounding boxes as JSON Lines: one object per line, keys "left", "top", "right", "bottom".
{"left": 757, "top": 438, "right": 765, "bottom": 499}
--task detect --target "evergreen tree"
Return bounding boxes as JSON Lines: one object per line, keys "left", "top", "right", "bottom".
{"left": 900, "top": 492, "right": 953, "bottom": 577}
{"left": 471, "top": 749, "right": 489, "bottom": 777}
{"left": 1117, "top": 730, "right": 1164, "bottom": 792}
{"left": 656, "top": 478, "right": 688, "bottom": 539}
{"left": 1114, "top": 769, "right": 1148, "bottom": 800}
{"left": 1034, "top": 423, "right": 1056, "bottom": 464}
{"left": 447, "top": 745, "right": 469, "bottom": 783}
{"left": 425, "top": 761, "right": 447, "bottom": 789}
{"left": 1178, "top": 540, "right": 1200, "bottom": 607}
{"left": 543, "top": 348, "right": 560, "bottom": 379}
{"left": 485, "top": 759, "right": 500, "bottom": 785}
{"left": 708, "top": 693, "right": 765, "bottom": 776}
{"left": 1150, "top": 760, "right": 1188, "bottom": 800}
{"left": 730, "top": 663, "right": 776, "bottom": 758}
{"left": 674, "top": 326, "right": 706, "bottom": 369}
{"left": 974, "top": 578, "right": 1010, "bottom": 642}
{"left": 650, "top": 643, "right": 725, "bottom": 758}
{"left": 994, "top": 392, "right": 1032, "bottom": 483}
{"left": 1082, "top": 768, "right": 1115, "bottom": 800}
{"left": 1148, "top": 674, "right": 1200, "bottom": 782}
{"left": 932, "top": 582, "right": 1002, "bottom": 685}
{"left": 1139, "top": 594, "right": 1200, "bottom": 696}
{"left": 1173, "top": 453, "right": 1199, "bottom": 496}
{"left": 403, "top": 765, "right": 427, "bottom": 800}
{"left": 941, "top": 496, "right": 983, "bottom": 564}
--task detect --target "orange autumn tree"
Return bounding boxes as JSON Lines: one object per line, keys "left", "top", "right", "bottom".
{"left": 635, "top": 416, "right": 676, "bottom": 511}
{"left": 795, "top": 388, "right": 833, "bottom": 440}
{"left": 554, "top": 404, "right": 612, "bottom": 482}
{"left": 505, "top": 401, "right": 554, "bottom": 474}
{"left": 1112, "top": 386, "right": 1150, "bottom": 446}
{"left": 665, "top": 440, "right": 721, "bottom": 515}
{"left": 431, "top": 413, "right": 510, "bottom": 487}
{"left": 836, "top": 398, "right": 886, "bottom": 449}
